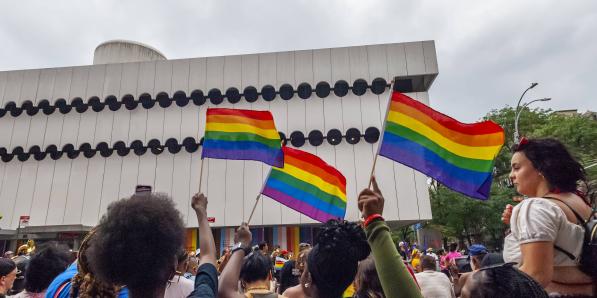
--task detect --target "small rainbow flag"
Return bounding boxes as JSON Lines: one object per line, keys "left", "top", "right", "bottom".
{"left": 262, "top": 147, "right": 346, "bottom": 223}
{"left": 379, "top": 92, "right": 504, "bottom": 200}
{"left": 202, "top": 108, "right": 284, "bottom": 167}
{"left": 274, "top": 257, "right": 286, "bottom": 271}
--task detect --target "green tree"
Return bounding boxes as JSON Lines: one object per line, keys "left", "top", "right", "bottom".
{"left": 430, "top": 107, "right": 597, "bottom": 249}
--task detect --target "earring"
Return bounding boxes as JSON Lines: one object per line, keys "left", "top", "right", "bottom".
{"left": 304, "top": 282, "right": 310, "bottom": 288}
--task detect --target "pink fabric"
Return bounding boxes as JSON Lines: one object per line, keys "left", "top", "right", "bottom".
{"left": 445, "top": 251, "right": 462, "bottom": 265}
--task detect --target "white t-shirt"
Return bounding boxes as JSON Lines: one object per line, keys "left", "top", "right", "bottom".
{"left": 503, "top": 198, "right": 584, "bottom": 267}
{"left": 415, "top": 270, "right": 455, "bottom": 298}
{"left": 164, "top": 275, "right": 195, "bottom": 298}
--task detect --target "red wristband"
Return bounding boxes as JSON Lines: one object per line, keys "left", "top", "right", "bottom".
{"left": 363, "top": 213, "right": 384, "bottom": 227}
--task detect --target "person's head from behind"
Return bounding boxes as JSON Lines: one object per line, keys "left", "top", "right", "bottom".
{"left": 461, "top": 263, "right": 548, "bottom": 298}
{"left": 2, "top": 251, "right": 14, "bottom": 259}
{"left": 511, "top": 138, "right": 586, "bottom": 198}
{"left": 23, "top": 242, "right": 70, "bottom": 294}
{"left": 258, "top": 241, "right": 269, "bottom": 253}
{"left": 354, "top": 256, "right": 384, "bottom": 298}
{"left": 449, "top": 243, "right": 458, "bottom": 253}
{"left": 468, "top": 244, "right": 488, "bottom": 271}
{"left": 239, "top": 251, "right": 273, "bottom": 290}
{"left": 88, "top": 193, "right": 185, "bottom": 297}
{"left": 437, "top": 248, "right": 445, "bottom": 256}
{"left": 420, "top": 255, "right": 436, "bottom": 272}
{"left": 186, "top": 256, "right": 199, "bottom": 276}
{"left": 0, "top": 258, "right": 18, "bottom": 294}
{"left": 175, "top": 249, "right": 189, "bottom": 273}
{"left": 305, "top": 219, "right": 370, "bottom": 298}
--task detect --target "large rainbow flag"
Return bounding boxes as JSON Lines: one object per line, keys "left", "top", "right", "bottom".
{"left": 379, "top": 92, "right": 504, "bottom": 200}
{"left": 202, "top": 108, "right": 284, "bottom": 167}
{"left": 262, "top": 147, "right": 347, "bottom": 223}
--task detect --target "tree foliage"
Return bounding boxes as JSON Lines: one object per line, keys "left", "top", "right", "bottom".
{"left": 429, "top": 107, "right": 597, "bottom": 249}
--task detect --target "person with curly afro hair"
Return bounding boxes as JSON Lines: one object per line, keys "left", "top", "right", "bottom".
{"left": 460, "top": 263, "right": 548, "bottom": 298}
{"left": 87, "top": 193, "right": 186, "bottom": 298}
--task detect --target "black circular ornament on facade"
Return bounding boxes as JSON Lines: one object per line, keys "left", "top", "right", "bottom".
{"left": 191, "top": 90, "right": 206, "bottom": 106}
{"left": 0, "top": 109, "right": 6, "bottom": 117}
{"left": 183, "top": 137, "right": 199, "bottom": 153}
{"left": 174, "top": 92, "right": 189, "bottom": 107}
{"left": 79, "top": 143, "right": 94, "bottom": 158}
{"left": 122, "top": 95, "right": 137, "bottom": 110}
{"left": 4, "top": 101, "right": 17, "bottom": 113}
{"left": 371, "top": 78, "right": 387, "bottom": 95}
{"left": 131, "top": 140, "right": 146, "bottom": 156}
{"left": 315, "top": 82, "right": 331, "bottom": 98}
{"left": 10, "top": 107, "right": 23, "bottom": 117}
{"left": 352, "top": 79, "right": 368, "bottom": 96}
{"left": 114, "top": 141, "right": 129, "bottom": 156}
{"left": 364, "top": 127, "right": 380, "bottom": 143}
{"left": 279, "top": 84, "right": 294, "bottom": 100}
{"left": 96, "top": 142, "right": 113, "bottom": 157}
{"left": 71, "top": 98, "right": 88, "bottom": 113}
{"left": 148, "top": 139, "right": 163, "bottom": 155}
{"left": 165, "top": 138, "right": 181, "bottom": 154}
{"left": 261, "top": 85, "right": 276, "bottom": 101}
{"left": 208, "top": 89, "right": 223, "bottom": 105}
{"left": 38, "top": 100, "right": 55, "bottom": 115}
{"left": 46, "top": 145, "right": 61, "bottom": 160}
{"left": 22, "top": 101, "right": 38, "bottom": 116}
{"left": 290, "top": 131, "right": 305, "bottom": 147}
{"left": 56, "top": 98, "right": 72, "bottom": 114}
{"left": 157, "top": 93, "right": 172, "bottom": 108}
{"left": 226, "top": 87, "right": 241, "bottom": 104}
{"left": 346, "top": 128, "right": 361, "bottom": 144}
{"left": 89, "top": 97, "right": 104, "bottom": 112}
{"left": 106, "top": 95, "right": 121, "bottom": 111}
{"left": 326, "top": 129, "right": 342, "bottom": 145}
{"left": 297, "top": 83, "right": 312, "bottom": 99}
{"left": 334, "top": 80, "right": 349, "bottom": 97}
{"left": 308, "top": 130, "right": 324, "bottom": 146}
{"left": 1, "top": 152, "right": 13, "bottom": 162}
{"left": 29, "top": 145, "right": 45, "bottom": 161}
{"left": 244, "top": 86, "right": 258, "bottom": 102}
{"left": 140, "top": 94, "right": 155, "bottom": 109}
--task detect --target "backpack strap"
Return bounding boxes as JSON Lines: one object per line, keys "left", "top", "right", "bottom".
{"left": 544, "top": 196, "right": 587, "bottom": 224}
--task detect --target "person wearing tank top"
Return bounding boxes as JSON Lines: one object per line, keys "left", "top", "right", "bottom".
{"left": 502, "top": 138, "right": 593, "bottom": 296}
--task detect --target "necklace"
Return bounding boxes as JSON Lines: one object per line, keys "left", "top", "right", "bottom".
{"left": 246, "top": 285, "right": 270, "bottom": 292}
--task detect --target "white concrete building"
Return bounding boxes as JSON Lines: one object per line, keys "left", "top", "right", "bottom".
{"left": 0, "top": 40, "right": 438, "bottom": 251}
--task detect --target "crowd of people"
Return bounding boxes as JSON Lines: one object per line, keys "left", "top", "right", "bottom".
{"left": 0, "top": 138, "right": 595, "bottom": 298}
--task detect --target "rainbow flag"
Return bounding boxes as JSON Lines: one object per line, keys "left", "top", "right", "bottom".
{"left": 262, "top": 147, "right": 346, "bottom": 223}
{"left": 202, "top": 108, "right": 284, "bottom": 167}
{"left": 274, "top": 257, "right": 286, "bottom": 271}
{"left": 379, "top": 92, "right": 504, "bottom": 200}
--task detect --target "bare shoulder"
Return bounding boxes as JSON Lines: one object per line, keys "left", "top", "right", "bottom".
{"left": 282, "top": 285, "right": 305, "bottom": 298}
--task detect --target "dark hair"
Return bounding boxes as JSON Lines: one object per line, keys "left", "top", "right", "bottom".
{"left": 240, "top": 252, "right": 272, "bottom": 284}
{"left": 354, "top": 256, "right": 384, "bottom": 298}
{"left": 513, "top": 138, "right": 586, "bottom": 195}
{"left": 467, "top": 264, "right": 548, "bottom": 297}
{"left": 307, "top": 219, "right": 370, "bottom": 298}
{"left": 449, "top": 243, "right": 458, "bottom": 252}
{"left": 437, "top": 248, "right": 445, "bottom": 255}
{"left": 24, "top": 242, "right": 70, "bottom": 293}
{"left": 88, "top": 193, "right": 185, "bottom": 294}
{"left": 258, "top": 242, "right": 268, "bottom": 250}
{"left": 421, "top": 255, "right": 436, "bottom": 271}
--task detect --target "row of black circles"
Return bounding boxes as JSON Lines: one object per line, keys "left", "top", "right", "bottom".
{"left": 0, "top": 127, "right": 381, "bottom": 162}
{"left": 0, "top": 78, "right": 394, "bottom": 118}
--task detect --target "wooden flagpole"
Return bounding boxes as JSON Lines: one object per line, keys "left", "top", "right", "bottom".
{"left": 198, "top": 157, "right": 206, "bottom": 192}
{"left": 247, "top": 168, "right": 272, "bottom": 224}
{"left": 368, "top": 80, "right": 395, "bottom": 188}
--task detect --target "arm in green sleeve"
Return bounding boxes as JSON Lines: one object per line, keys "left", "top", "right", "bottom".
{"left": 366, "top": 220, "right": 422, "bottom": 298}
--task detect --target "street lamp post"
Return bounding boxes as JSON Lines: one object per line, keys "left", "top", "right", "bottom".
{"left": 513, "top": 83, "right": 538, "bottom": 144}
{"left": 514, "top": 97, "right": 552, "bottom": 143}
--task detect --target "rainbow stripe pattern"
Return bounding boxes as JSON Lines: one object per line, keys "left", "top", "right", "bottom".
{"left": 379, "top": 92, "right": 504, "bottom": 200}
{"left": 202, "top": 108, "right": 284, "bottom": 167}
{"left": 262, "top": 147, "right": 347, "bottom": 223}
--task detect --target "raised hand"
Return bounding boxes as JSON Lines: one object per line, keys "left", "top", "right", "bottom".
{"left": 191, "top": 193, "right": 208, "bottom": 216}
{"left": 501, "top": 204, "right": 513, "bottom": 225}
{"left": 234, "top": 222, "right": 252, "bottom": 248}
{"left": 358, "top": 175, "right": 385, "bottom": 218}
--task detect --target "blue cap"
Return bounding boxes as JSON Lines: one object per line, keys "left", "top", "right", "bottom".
{"left": 469, "top": 244, "right": 488, "bottom": 257}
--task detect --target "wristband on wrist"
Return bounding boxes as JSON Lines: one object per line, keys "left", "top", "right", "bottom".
{"left": 363, "top": 213, "right": 384, "bottom": 227}
{"left": 231, "top": 242, "right": 251, "bottom": 256}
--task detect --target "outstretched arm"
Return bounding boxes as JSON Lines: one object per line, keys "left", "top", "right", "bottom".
{"left": 358, "top": 176, "right": 422, "bottom": 298}
{"left": 218, "top": 222, "right": 252, "bottom": 298}
{"left": 192, "top": 193, "right": 217, "bottom": 266}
